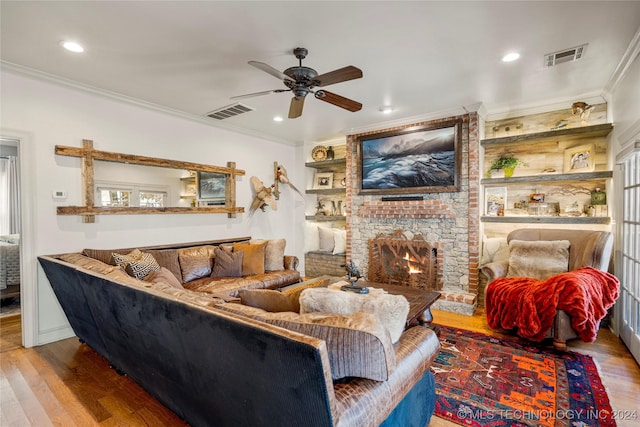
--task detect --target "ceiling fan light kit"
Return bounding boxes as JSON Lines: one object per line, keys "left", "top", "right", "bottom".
{"left": 232, "top": 47, "right": 363, "bottom": 119}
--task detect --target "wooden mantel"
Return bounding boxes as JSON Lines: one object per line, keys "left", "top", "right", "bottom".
{"left": 55, "top": 140, "right": 245, "bottom": 222}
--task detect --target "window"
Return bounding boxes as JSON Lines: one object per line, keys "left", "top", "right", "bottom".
{"left": 96, "top": 182, "right": 168, "bottom": 208}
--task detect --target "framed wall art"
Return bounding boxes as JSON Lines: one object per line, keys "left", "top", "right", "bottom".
{"left": 313, "top": 172, "right": 334, "bottom": 189}
{"left": 356, "top": 120, "right": 461, "bottom": 195}
{"left": 485, "top": 187, "right": 507, "bottom": 216}
{"left": 563, "top": 143, "right": 595, "bottom": 173}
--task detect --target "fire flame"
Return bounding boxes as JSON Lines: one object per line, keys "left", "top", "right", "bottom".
{"left": 403, "top": 252, "right": 422, "bottom": 274}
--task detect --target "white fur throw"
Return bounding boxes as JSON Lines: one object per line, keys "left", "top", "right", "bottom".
{"left": 299, "top": 283, "right": 410, "bottom": 343}
{"left": 507, "top": 239, "right": 571, "bottom": 280}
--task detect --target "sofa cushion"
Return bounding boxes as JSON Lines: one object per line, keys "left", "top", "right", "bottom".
{"left": 239, "top": 289, "right": 299, "bottom": 313}
{"left": 184, "top": 276, "right": 266, "bottom": 297}
{"left": 250, "top": 238, "right": 286, "bottom": 271}
{"left": 110, "top": 249, "right": 161, "bottom": 280}
{"left": 58, "top": 253, "right": 119, "bottom": 274}
{"left": 178, "top": 245, "right": 215, "bottom": 282}
{"left": 233, "top": 241, "right": 267, "bottom": 275}
{"left": 144, "top": 267, "right": 184, "bottom": 289}
{"left": 218, "top": 303, "right": 396, "bottom": 381}
{"left": 211, "top": 247, "right": 243, "bottom": 278}
{"left": 146, "top": 248, "right": 182, "bottom": 283}
{"left": 506, "top": 239, "right": 570, "bottom": 280}
{"left": 332, "top": 229, "right": 347, "bottom": 255}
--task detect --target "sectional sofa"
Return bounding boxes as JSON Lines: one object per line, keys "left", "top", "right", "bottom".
{"left": 38, "top": 237, "right": 441, "bottom": 426}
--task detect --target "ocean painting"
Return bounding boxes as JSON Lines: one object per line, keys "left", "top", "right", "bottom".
{"left": 359, "top": 123, "right": 459, "bottom": 193}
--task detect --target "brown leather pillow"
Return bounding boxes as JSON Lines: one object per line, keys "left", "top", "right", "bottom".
{"left": 211, "top": 247, "right": 243, "bottom": 278}
{"left": 239, "top": 289, "right": 299, "bottom": 313}
{"left": 178, "top": 245, "right": 215, "bottom": 282}
{"left": 233, "top": 241, "right": 267, "bottom": 275}
{"left": 144, "top": 267, "right": 184, "bottom": 289}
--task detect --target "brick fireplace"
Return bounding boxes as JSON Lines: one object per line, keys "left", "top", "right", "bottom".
{"left": 345, "top": 113, "right": 480, "bottom": 315}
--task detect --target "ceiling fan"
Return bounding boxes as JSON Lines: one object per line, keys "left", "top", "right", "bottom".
{"left": 232, "top": 47, "right": 363, "bottom": 119}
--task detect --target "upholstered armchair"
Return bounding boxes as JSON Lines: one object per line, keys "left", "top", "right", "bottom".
{"left": 481, "top": 228, "right": 614, "bottom": 349}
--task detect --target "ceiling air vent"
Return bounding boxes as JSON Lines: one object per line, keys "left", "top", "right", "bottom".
{"left": 206, "top": 103, "right": 254, "bottom": 120}
{"left": 544, "top": 44, "right": 588, "bottom": 67}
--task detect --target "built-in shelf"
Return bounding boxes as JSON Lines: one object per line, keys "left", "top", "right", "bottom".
{"left": 481, "top": 216, "right": 610, "bottom": 224}
{"left": 481, "top": 171, "right": 613, "bottom": 186}
{"left": 305, "top": 188, "right": 346, "bottom": 195}
{"left": 305, "top": 215, "right": 346, "bottom": 221}
{"left": 305, "top": 158, "right": 346, "bottom": 171}
{"left": 480, "top": 123, "right": 613, "bottom": 147}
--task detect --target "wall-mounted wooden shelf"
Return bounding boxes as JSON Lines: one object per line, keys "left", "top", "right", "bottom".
{"left": 481, "top": 171, "right": 613, "bottom": 186}
{"left": 305, "top": 158, "right": 346, "bottom": 172}
{"left": 305, "top": 188, "right": 346, "bottom": 195}
{"left": 480, "top": 123, "right": 613, "bottom": 147}
{"left": 305, "top": 215, "right": 346, "bottom": 222}
{"left": 481, "top": 215, "right": 610, "bottom": 224}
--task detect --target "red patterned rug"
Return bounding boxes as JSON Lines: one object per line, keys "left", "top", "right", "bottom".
{"left": 431, "top": 326, "right": 616, "bottom": 427}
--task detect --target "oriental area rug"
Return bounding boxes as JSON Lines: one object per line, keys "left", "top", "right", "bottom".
{"left": 431, "top": 326, "right": 616, "bottom": 427}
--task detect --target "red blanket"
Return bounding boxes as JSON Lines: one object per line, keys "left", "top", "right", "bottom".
{"left": 486, "top": 266, "right": 620, "bottom": 342}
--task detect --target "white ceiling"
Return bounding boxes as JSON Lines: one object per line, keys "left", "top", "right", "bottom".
{"left": 2, "top": 1, "right": 639, "bottom": 145}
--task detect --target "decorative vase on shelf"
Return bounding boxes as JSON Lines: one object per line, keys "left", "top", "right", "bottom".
{"left": 503, "top": 167, "right": 515, "bottom": 178}
{"left": 326, "top": 146, "right": 334, "bottom": 160}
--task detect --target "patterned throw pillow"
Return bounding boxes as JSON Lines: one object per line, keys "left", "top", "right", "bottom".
{"left": 111, "top": 249, "right": 161, "bottom": 280}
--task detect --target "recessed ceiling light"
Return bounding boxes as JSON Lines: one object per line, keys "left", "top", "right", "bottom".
{"left": 60, "top": 40, "right": 84, "bottom": 53}
{"left": 273, "top": 116, "right": 283, "bottom": 122}
{"left": 379, "top": 106, "right": 394, "bottom": 114}
{"left": 502, "top": 52, "right": 520, "bottom": 62}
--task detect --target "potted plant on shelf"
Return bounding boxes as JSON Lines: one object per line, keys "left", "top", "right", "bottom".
{"left": 487, "top": 155, "right": 527, "bottom": 178}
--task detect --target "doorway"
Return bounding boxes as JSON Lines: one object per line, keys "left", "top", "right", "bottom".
{"left": 0, "top": 138, "right": 21, "bottom": 330}
{"left": 617, "top": 148, "right": 640, "bottom": 364}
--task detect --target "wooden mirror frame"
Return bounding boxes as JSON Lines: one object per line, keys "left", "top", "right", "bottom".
{"left": 55, "top": 140, "right": 245, "bottom": 223}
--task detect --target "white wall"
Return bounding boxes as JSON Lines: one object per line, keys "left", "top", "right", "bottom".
{"left": 1, "top": 70, "right": 306, "bottom": 346}
{"left": 610, "top": 53, "right": 640, "bottom": 155}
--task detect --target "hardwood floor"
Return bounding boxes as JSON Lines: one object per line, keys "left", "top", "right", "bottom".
{"left": 1, "top": 311, "right": 638, "bottom": 426}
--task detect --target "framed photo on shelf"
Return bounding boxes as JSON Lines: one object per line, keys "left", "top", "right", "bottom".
{"left": 564, "top": 143, "right": 595, "bottom": 173}
{"left": 356, "top": 120, "right": 461, "bottom": 195}
{"left": 485, "top": 187, "right": 507, "bottom": 216}
{"left": 313, "top": 172, "right": 334, "bottom": 189}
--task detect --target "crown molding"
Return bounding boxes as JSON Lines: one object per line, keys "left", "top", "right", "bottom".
{"left": 344, "top": 104, "right": 481, "bottom": 136}
{"left": 1, "top": 61, "right": 297, "bottom": 146}
{"left": 484, "top": 94, "right": 606, "bottom": 122}
{"left": 604, "top": 25, "right": 640, "bottom": 98}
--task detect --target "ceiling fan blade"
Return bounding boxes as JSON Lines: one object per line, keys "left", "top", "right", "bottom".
{"left": 248, "top": 61, "right": 295, "bottom": 82}
{"left": 314, "top": 90, "right": 362, "bottom": 112}
{"left": 288, "top": 96, "right": 305, "bottom": 119}
{"left": 314, "top": 66, "right": 363, "bottom": 87}
{"left": 230, "top": 89, "right": 289, "bottom": 100}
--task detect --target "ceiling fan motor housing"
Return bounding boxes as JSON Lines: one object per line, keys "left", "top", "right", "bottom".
{"left": 284, "top": 66, "right": 318, "bottom": 97}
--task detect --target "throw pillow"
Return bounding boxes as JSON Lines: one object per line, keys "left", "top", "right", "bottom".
{"left": 480, "top": 236, "right": 509, "bottom": 265}
{"left": 239, "top": 289, "right": 299, "bottom": 313}
{"left": 332, "top": 229, "right": 347, "bottom": 255}
{"left": 211, "top": 246, "right": 243, "bottom": 278}
{"left": 507, "top": 239, "right": 571, "bottom": 280}
{"left": 304, "top": 223, "right": 320, "bottom": 252}
{"left": 110, "top": 249, "right": 161, "bottom": 280}
{"left": 233, "top": 241, "right": 267, "bottom": 275}
{"left": 110, "top": 248, "right": 143, "bottom": 267}
{"left": 123, "top": 252, "right": 162, "bottom": 280}
{"left": 178, "top": 245, "right": 215, "bottom": 282}
{"left": 318, "top": 226, "right": 335, "bottom": 252}
{"left": 250, "top": 238, "right": 286, "bottom": 271}
{"left": 144, "top": 267, "right": 184, "bottom": 289}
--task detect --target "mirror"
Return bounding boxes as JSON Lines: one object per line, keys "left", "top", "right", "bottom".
{"left": 55, "top": 140, "right": 244, "bottom": 222}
